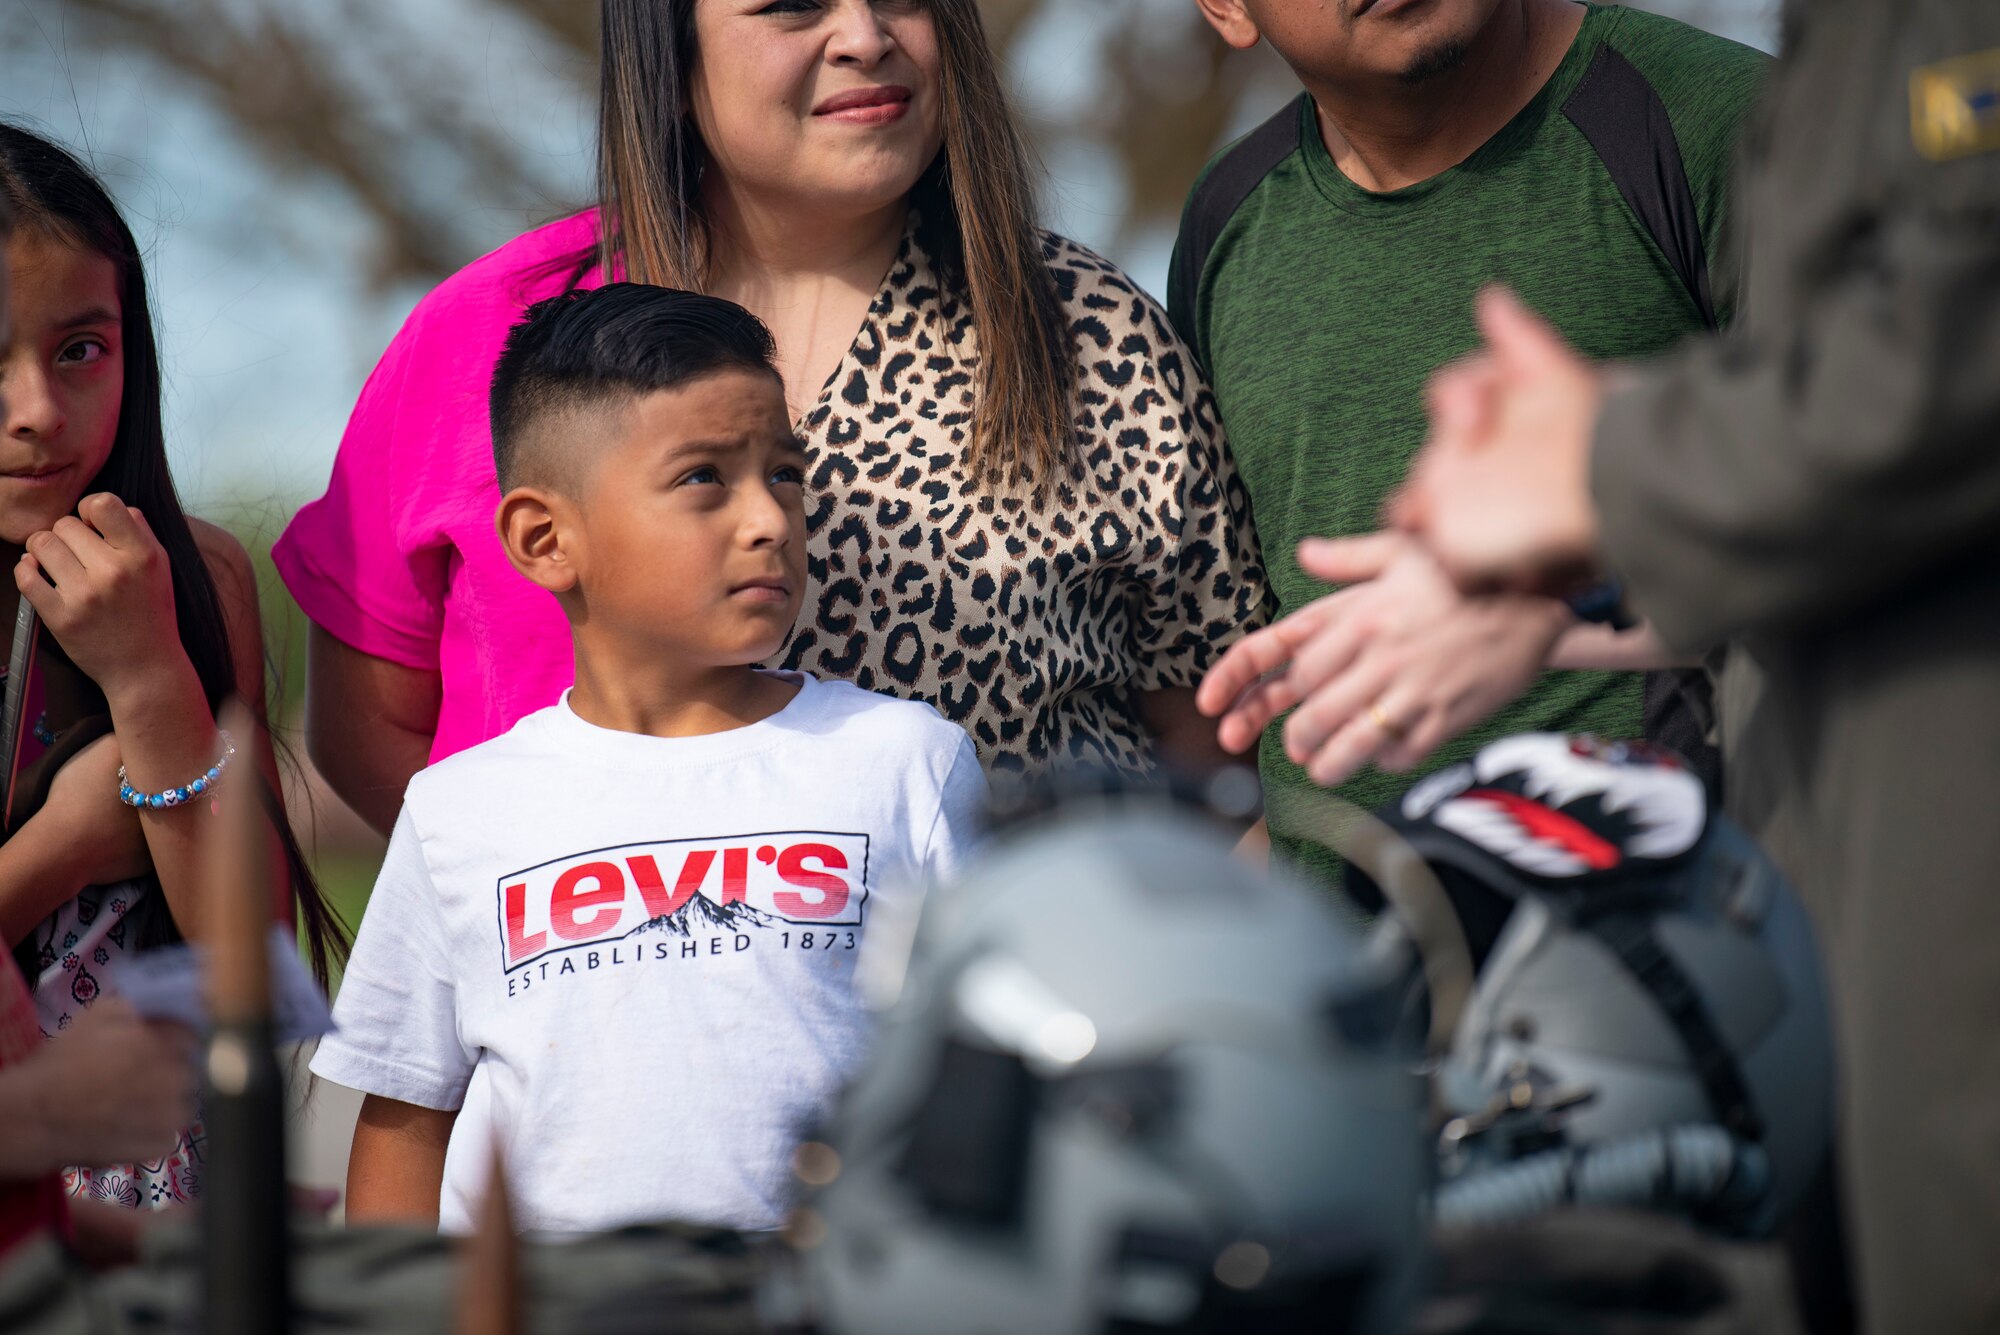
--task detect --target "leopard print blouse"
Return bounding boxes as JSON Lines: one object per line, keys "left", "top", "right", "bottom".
{"left": 777, "top": 225, "right": 1266, "bottom": 785}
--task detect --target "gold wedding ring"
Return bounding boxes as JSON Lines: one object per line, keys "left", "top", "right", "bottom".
{"left": 1368, "top": 701, "right": 1407, "bottom": 740}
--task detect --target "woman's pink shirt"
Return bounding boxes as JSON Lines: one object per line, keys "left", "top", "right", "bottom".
{"left": 273, "top": 212, "right": 601, "bottom": 762}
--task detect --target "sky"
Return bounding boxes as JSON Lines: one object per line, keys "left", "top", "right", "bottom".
{"left": 1, "top": 0, "right": 589, "bottom": 520}
{"left": 0, "top": 0, "right": 1780, "bottom": 522}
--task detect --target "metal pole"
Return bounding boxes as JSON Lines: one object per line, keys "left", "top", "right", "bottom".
{"left": 456, "top": 1148, "right": 522, "bottom": 1335}
{"left": 199, "top": 699, "right": 290, "bottom": 1335}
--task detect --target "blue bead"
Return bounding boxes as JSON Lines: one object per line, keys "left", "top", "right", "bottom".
{"left": 148, "top": 795, "right": 164, "bottom": 810}
{"left": 206, "top": 768, "right": 221, "bottom": 781}
{"left": 191, "top": 778, "right": 206, "bottom": 795}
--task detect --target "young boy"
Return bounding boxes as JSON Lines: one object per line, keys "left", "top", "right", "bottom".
{"left": 311, "top": 285, "right": 986, "bottom": 1235}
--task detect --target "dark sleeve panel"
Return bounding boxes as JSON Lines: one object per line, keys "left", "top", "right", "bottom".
{"left": 1166, "top": 95, "right": 1308, "bottom": 371}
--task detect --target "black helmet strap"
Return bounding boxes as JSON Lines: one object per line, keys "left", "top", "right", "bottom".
{"left": 1583, "top": 912, "right": 1765, "bottom": 1142}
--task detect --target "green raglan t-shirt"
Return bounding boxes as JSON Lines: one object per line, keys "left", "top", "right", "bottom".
{"left": 1169, "top": 4, "right": 1767, "bottom": 889}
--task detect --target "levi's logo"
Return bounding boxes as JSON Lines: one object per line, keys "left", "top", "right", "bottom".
{"left": 495, "top": 831, "right": 869, "bottom": 973}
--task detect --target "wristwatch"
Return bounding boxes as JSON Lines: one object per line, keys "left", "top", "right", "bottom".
{"left": 1564, "top": 577, "right": 1636, "bottom": 631}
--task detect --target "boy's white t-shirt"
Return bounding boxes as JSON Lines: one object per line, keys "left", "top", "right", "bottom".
{"left": 311, "top": 672, "right": 984, "bottom": 1235}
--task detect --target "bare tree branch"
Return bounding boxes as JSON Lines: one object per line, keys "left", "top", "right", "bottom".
{"left": 4, "top": 0, "right": 1261, "bottom": 285}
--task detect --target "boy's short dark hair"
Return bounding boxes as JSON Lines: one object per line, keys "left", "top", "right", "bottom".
{"left": 490, "top": 283, "right": 780, "bottom": 491}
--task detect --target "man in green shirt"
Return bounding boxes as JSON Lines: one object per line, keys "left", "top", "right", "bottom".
{"left": 1170, "top": 0, "right": 1765, "bottom": 886}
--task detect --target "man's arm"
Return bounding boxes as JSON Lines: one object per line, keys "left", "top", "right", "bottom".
{"left": 345, "top": 1094, "right": 455, "bottom": 1227}
{"left": 1593, "top": 0, "right": 2000, "bottom": 649}
{"left": 1547, "top": 621, "right": 1690, "bottom": 672}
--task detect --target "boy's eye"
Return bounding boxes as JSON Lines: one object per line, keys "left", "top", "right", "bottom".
{"left": 770, "top": 464, "right": 805, "bottom": 486}
{"left": 681, "top": 465, "right": 722, "bottom": 487}
{"left": 752, "top": 0, "right": 819, "bottom": 15}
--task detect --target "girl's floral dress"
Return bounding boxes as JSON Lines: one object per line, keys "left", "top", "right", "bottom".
{"left": 28, "top": 880, "right": 205, "bottom": 1209}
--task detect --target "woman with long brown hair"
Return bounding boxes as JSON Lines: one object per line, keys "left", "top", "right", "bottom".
{"left": 278, "top": 0, "right": 1264, "bottom": 828}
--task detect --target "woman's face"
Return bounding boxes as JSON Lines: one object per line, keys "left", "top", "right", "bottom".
{"left": 0, "top": 231, "right": 122, "bottom": 546}
{"left": 690, "top": 0, "right": 945, "bottom": 220}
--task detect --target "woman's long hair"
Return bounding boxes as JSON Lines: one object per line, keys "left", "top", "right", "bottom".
{"left": 595, "top": 0, "right": 1075, "bottom": 487}
{"left": 0, "top": 123, "right": 349, "bottom": 989}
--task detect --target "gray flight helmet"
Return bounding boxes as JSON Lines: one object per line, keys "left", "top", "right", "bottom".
{"left": 790, "top": 798, "right": 1428, "bottom": 1335}
{"left": 1346, "top": 733, "right": 1835, "bottom": 1234}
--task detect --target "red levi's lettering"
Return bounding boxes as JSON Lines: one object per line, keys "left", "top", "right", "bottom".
{"left": 773, "top": 843, "right": 851, "bottom": 919}
{"left": 550, "top": 861, "right": 626, "bottom": 940}
{"left": 497, "top": 831, "right": 871, "bottom": 971}
{"left": 720, "top": 847, "right": 749, "bottom": 904}
{"left": 504, "top": 883, "right": 546, "bottom": 960}
{"left": 628, "top": 851, "right": 709, "bottom": 918}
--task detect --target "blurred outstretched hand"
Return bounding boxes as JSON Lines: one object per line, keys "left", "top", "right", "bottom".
{"left": 1393, "top": 286, "right": 1606, "bottom": 595}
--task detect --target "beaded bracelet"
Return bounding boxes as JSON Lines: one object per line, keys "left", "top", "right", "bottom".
{"left": 119, "top": 730, "right": 237, "bottom": 810}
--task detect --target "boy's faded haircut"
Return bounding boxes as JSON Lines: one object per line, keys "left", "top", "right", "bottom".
{"left": 490, "top": 283, "right": 779, "bottom": 491}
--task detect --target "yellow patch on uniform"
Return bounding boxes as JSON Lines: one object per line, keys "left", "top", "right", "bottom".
{"left": 1912, "top": 47, "right": 2000, "bottom": 161}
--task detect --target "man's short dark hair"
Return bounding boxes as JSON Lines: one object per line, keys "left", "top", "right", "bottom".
{"left": 490, "top": 283, "right": 780, "bottom": 491}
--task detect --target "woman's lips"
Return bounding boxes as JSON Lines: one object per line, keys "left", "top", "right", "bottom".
{"left": 814, "top": 85, "right": 912, "bottom": 126}
{"left": 0, "top": 464, "right": 72, "bottom": 487}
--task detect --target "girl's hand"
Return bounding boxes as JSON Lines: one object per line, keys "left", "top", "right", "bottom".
{"left": 15, "top": 492, "right": 180, "bottom": 703}
{"left": 39, "top": 733, "right": 152, "bottom": 890}
{"left": 15, "top": 998, "right": 196, "bottom": 1168}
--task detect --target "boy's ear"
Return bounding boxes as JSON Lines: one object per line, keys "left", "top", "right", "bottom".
{"left": 1192, "top": 0, "right": 1261, "bottom": 50}
{"left": 496, "top": 486, "right": 579, "bottom": 595}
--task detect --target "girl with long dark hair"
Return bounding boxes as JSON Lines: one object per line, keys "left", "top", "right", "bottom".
{"left": 0, "top": 123, "right": 348, "bottom": 1212}
{"left": 279, "top": 0, "right": 1266, "bottom": 849}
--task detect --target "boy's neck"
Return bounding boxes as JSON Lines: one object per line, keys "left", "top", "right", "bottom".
{"left": 566, "top": 652, "right": 798, "bottom": 741}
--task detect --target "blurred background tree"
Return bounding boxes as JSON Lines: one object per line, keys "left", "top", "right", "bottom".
{"left": 1, "top": 0, "right": 1293, "bottom": 288}
{"left": 0, "top": 1, "right": 1772, "bottom": 290}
